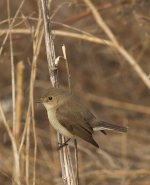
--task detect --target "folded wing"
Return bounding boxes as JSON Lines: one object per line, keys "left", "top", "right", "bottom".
{"left": 56, "top": 96, "right": 99, "bottom": 148}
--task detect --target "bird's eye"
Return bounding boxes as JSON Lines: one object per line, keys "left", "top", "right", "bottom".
{"left": 48, "top": 96, "right": 53, "bottom": 101}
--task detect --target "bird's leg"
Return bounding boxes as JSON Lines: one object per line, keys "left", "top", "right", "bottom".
{"left": 58, "top": 138, "right": 71, "bottom": 150}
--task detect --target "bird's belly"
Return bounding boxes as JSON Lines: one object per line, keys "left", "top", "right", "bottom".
{"left": 47, "top": 110, "right": 74, "bottom": 138}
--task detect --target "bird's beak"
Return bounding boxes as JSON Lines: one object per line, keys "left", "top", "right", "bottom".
{"left": 35, "top": 98, "right": 43, "bottom": 104}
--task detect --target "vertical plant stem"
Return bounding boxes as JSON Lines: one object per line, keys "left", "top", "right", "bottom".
{"left": 40, "top": 0, "right": 58, "bottom": 86}
{"left": 7, "top": 0, "right": 21, "bottom": 184}
{"left": 31, "top": 22, "right": 43, "bottom": 185}
{"left": 25, "top": 106, "right": 31, "bottom": 185}
{"left": 40, "top": 0, "right": 77, "bottom": 184}
{"left": 7, "top": 0, "right": 16, "bottom": 138}
{"left": 16, "top": 61, "right": 24, "bottom": 146}
{"left": 62, "top": 45, "right": 71, "bottom": 91}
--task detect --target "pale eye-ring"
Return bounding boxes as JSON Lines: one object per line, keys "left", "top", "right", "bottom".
{"left": 48, "top": 96, "right": 53, "bottom": 101}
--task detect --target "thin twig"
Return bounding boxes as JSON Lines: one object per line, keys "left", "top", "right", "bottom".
{"left": 62, "top": 45, "right": 71, "bottom": 91}
{"left": 7, "top": 1, "right": 21, "bottom": 184}
{"left": 7, "top": 0, "right": 16, "bottom": 139}
{"left": 25, "top": 103, "right": 31, "bottom": 185}
{"left": 0, "top": 28, "right": 114, "bottom": 47}
{"left": 51, "top": 21, "right": 94, "bottom": 36}
{"left": 19, "top": 107, "right": 29, "bottom": 154}
{"left": 30, "top": 3, "right": 43, "bottom": 185}
{"left": 54, "top": 30, "right": 113, "bottom": 47}
{"left": 15, "top": 61, "right": 24, "bottom": 146}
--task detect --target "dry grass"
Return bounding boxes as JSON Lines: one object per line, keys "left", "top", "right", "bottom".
{"left": 0, "top": 0, "right": 150, "bottom": 185}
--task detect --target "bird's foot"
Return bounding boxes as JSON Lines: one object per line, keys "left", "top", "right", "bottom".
{"left": 58, "top": 138, "right": 71, "bottom": 150}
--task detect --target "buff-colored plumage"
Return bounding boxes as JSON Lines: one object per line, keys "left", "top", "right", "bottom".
{"left": 41, "top": 88, "right": 127, "bottom": 148}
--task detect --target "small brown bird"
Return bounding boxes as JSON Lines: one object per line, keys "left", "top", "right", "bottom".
{"left": 41, "top": 87, "right": 127, "bottom": 148}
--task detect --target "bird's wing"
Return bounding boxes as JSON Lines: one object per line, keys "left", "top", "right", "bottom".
{"left": 56, "top": 96, "right": 99, "bottom": 148}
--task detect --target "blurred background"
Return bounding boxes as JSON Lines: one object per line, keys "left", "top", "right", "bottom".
{"left": 0, "top": 0, "right": 150, "bottom": 185}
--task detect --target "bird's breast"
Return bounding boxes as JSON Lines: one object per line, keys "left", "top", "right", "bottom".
{"left": 47, "top": 109, "right": 74, "bottom": 138}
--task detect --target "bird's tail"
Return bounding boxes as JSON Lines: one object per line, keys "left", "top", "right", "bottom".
{"left": 93, "top": 121, "right": 128, "bottom": 133}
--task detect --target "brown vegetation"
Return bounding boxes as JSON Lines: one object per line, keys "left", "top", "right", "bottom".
{"left": 0, "top": 0, "right": 150, "bottom": 185}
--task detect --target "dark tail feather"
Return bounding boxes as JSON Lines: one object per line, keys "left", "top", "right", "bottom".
{"left": 93, "top": 121, "right": 128, "bottom": 133}
{"left": 101, "top": 130, "right": 107, "bottom": 135}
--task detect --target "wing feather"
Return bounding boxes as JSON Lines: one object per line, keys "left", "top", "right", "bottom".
{"left": 56, "top": 96, "right": 99, "bottom": 148}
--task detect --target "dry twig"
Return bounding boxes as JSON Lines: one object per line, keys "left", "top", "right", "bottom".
{"left": 15, "top": 61, "right": 24, "bottom": 145}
